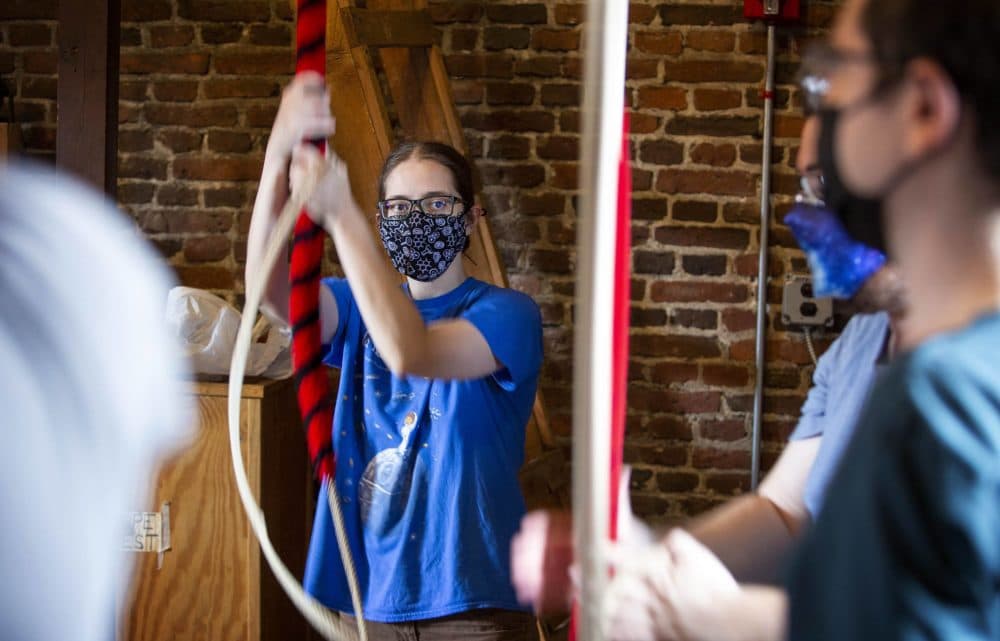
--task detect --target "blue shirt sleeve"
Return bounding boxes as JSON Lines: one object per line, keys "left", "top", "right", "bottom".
{"left": 461, "top": 287, "right": 543, "bottom": 391}
{"left": 320, "top": 277, "right": 356, "bottom": 369}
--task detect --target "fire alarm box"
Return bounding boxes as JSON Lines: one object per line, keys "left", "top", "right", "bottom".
{"left": 744, "top": 0, "right": 801, "bottom": 22}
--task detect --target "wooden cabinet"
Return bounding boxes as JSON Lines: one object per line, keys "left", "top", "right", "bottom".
{"left": 121, "top": 378, "right": 314, "bottom": 641}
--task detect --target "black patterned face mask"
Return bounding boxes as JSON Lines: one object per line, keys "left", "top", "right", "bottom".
{"left": 377, "top": 210, "right": 468, "bottom": 282}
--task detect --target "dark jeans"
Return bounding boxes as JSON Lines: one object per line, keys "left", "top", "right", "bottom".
{"left": 342, "top": 609, "right": 539, "bottom": 641}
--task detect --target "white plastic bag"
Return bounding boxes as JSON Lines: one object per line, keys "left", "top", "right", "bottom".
{"left": 165, "top": 286, "right": 292, "bottom": 378}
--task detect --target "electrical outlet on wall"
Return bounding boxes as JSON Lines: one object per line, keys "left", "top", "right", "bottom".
{"left": 781, "top": 276, "right": 834, "bottom": 327}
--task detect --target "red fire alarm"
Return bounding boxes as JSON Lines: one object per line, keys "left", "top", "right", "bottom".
{"left": 744, "top": 0, "right": 801, "bottom": 22}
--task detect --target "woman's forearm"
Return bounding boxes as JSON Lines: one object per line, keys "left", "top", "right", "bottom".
{"left": 326, "top": 203, "right": 429, "bottom": 375}
{"left": 247, "top": 152, "right": 292, "bottom": 325}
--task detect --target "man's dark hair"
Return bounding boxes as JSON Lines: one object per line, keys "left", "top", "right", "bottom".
{"left": 861, "top": 0, "right": 1000, "bottom": 178}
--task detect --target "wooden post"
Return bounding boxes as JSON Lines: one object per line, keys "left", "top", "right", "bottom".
{"left": 57, "top": 0, "right": 120, "bottom": 196}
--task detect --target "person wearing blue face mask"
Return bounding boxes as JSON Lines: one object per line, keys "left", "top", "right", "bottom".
{"left": 510, "top": 77, "right": 907, "bottom": 641}
{"left": 783, "top": 0, "right": 1000, "bottom": 639}
{"left": 247, "top": 73, "right": 543, "bottom": 640}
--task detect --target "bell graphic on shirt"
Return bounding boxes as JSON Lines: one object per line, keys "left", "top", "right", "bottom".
{"left": 359, "top": 418, "right": 418, "bottom": 533}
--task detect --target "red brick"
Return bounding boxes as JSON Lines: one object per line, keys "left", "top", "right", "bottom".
{"left": 484, "top": 27, "right": 530, "bottom": 51}
{"left": 461, "top": 109, "right": 553, "bottom": 133}
{"left": 663, "top": 60, "right": 762, "bottom": 83}
{"left": 693, "top": 88, "right": 742, "bottom": 111}
{"left": 673, "top": 308, "right": 717, "bottom": 329}
{"left": 551, "top": 163, "right": 578, "bottom": 190}
{"left": 685, "top": 29, "right": 736, "bottom": 53}
{"left": 23, "top": 51, "right": 57, "bottom": 74}
{"left": 173, "top": 156, "right": 262, "bottom": 181}
{"left": 648, "top": 362, "right": 699, "bottom": 385}
{"left": 156, "top": 128, "right": 203, "bottom": 152}
{"left": 643, "top": 416, "right": 693, "bottom": 441}
{"left": 656, "top": 169, "right": 756, "bottom": 197}
{"left": 531, "top": 29, "right": 580, "bottom": 52}
{"left": 444, "top": 54, "right": 514, "bottom": 79}
{"left": 700, "top": 419, "right": 748, "bottom": 442}
{"left": 214, "top": 50, "right": 292, "bottom": 75}
{"left": 201, "top": 23, "right": 244, "bottom": 44}
{"left": 692, "top": 447, "right": 750, "bottom": 470}
{"left": 666, "top": 115, "right": 759, "bottom": 137}
{"left": 554, "top": 4, "right": 584, "bottom": 26}
{"left": 682, "top": 254, "right": 727, "bottom": 277}
{"left": 121, "top": 52, "right": 210, "bottom": 75}
{"left": 153, "top": 185, "right": 196, "bottom": 207}
{"left": 118, "top": 129, "right": 154, "bottom": 152}
{"left": 629, "top": 4, "right": 658, "bottom": 25}
{"left": 121, "top": 0, "right": 171, "bottom": 21}
{"left": 659, "top": 4, "right": 742, "bottom": 26}
{"left": 118, "top": 156, "right": 168, "bottom": 180}
{"left": 486, "top": 82, "right": 535, "bottom": 105}
{"left": 656, "top": 224, "right": 748, "bottom": 250}
{"left": 177, "top": 0, "right": 269, "bottom": 22}
{"left": 526, "top": 249, "right": 571, "bottom": 274}
{"left": 119, "top": 81, "right": 148, "bottom": 101}
{"left": 248, "top": 24, "right": 291, "bottom": 46}
{"left": 149, "top": 26, "right": 195, "bottom": 47}
{"left": 486, "top": 3, "right": 548, "bottom": 24}
{"left": 202, "top": 78, "right": 280, "bottom": 99}
{"left": 246, "top": 104, "right": 279, "bottom": 127}
{"left": 518, "top": 193, "right": 566, "bottom": 217}
{"left": 702, "top": 365, "right": 750, "bottom": 388}
{"left": 204, "top": 186, "right": 246, "bottom": 208}
{"left": 479, "top": 163, "right": 545, "bottom": 188}
{"left": 183, "top": 235, "right": 231, "bottom": 262}
{"left": 153, "top": 81, "right": 199, "bottom": 102}
{"left": 629, "top": 112, "right": 660, "bottom": 134}
{"left": 722, "top": 308, "right": 757, "bottom": 332}
{"left": 634, "top": 31, "right": 682, "bottom": 56}
{"left": 451, "top": 80, "right": 483, "bottom": 105}
{"left": 513, "top": 56, "right": 562, "bottom": 77}
{"left": 638, "top": 140, "right": 683, "bottom": 166}
{"left": 690, "top": 142, "right": 736, "bottom": 167}
{"left": 672, "top": 200, "right": 717, "bottom": 223}
{"left": 540, "top": 83, "right": 579, "bottom": 107}
{"left": 632, "top": 334, "right": 721, "bottom": 359}
{"left": 429, "top": 3, "right": 483, "bottom": 23}
{"left": 449, "top": 28, "right": 478, "bottom": 51}
{"left": 650, "top": 281, "right": 748, "bottom": 304}
{"left": 633, "top": 249, "right": 674, "bottom": 274}
{"left": 774, "top": 114, "right": 806, "bottom": 139}
{"left": 486, "top": 135, "right": 530, "bottom": 160}
{"left": 175, "top": 265, "right": 235, "bottom": 290}
{"left": 117, "top": 182, "right": 155, "bottom": 205}
{"left": 656, "top": 472, "right": 699, "bottom": 493}
{"left": 537, "top": 135, "right": 578, "bottom": 161}
{"left": 145, "top": 104, "right": 237, "bottom": 127}
{"left": 635, "top": 86, "right": 687, "bottom": 111}
{"left": 626, "top": 59, "right": 659, "bottom": 80}
{"left": 705, "top": 473, "right": 750, "bottom": 494}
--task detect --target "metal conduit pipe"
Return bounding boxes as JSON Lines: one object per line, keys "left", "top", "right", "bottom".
{"left": 750, "top": 24, "right": 777, "bottom": 490}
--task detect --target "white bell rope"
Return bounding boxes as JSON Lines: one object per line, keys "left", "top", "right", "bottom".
{"left": 229, "top": 176, "right": 367, "bottom": 641}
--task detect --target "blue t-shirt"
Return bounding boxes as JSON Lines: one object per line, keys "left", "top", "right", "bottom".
{"left": 303, "top": 277, "right": 543, "bottom": 623}
{"left": 788, "top": 311, "right": 1000, "bottom": 641}
{"left": 789, "top": 312, "right": 890, "bottom": 517}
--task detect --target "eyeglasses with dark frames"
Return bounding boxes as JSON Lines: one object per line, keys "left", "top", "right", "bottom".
{"left": 377, "top": 195, "right": 466, "bottom": 219}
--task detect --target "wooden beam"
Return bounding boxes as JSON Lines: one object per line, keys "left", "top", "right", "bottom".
{"left": 57, "top": 0, "right": 120, "bottom": 196}
{"left": 340, "top": 8, "right": 438, "bottom": 47}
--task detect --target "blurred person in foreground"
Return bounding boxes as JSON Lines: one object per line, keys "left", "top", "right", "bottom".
{"left": 0, "top": 162, "right": 193, "bottom": 641}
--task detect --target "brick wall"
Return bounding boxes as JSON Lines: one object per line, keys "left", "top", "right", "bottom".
{"left": 1, "top": 0, "right": 843, "bottom": 522}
